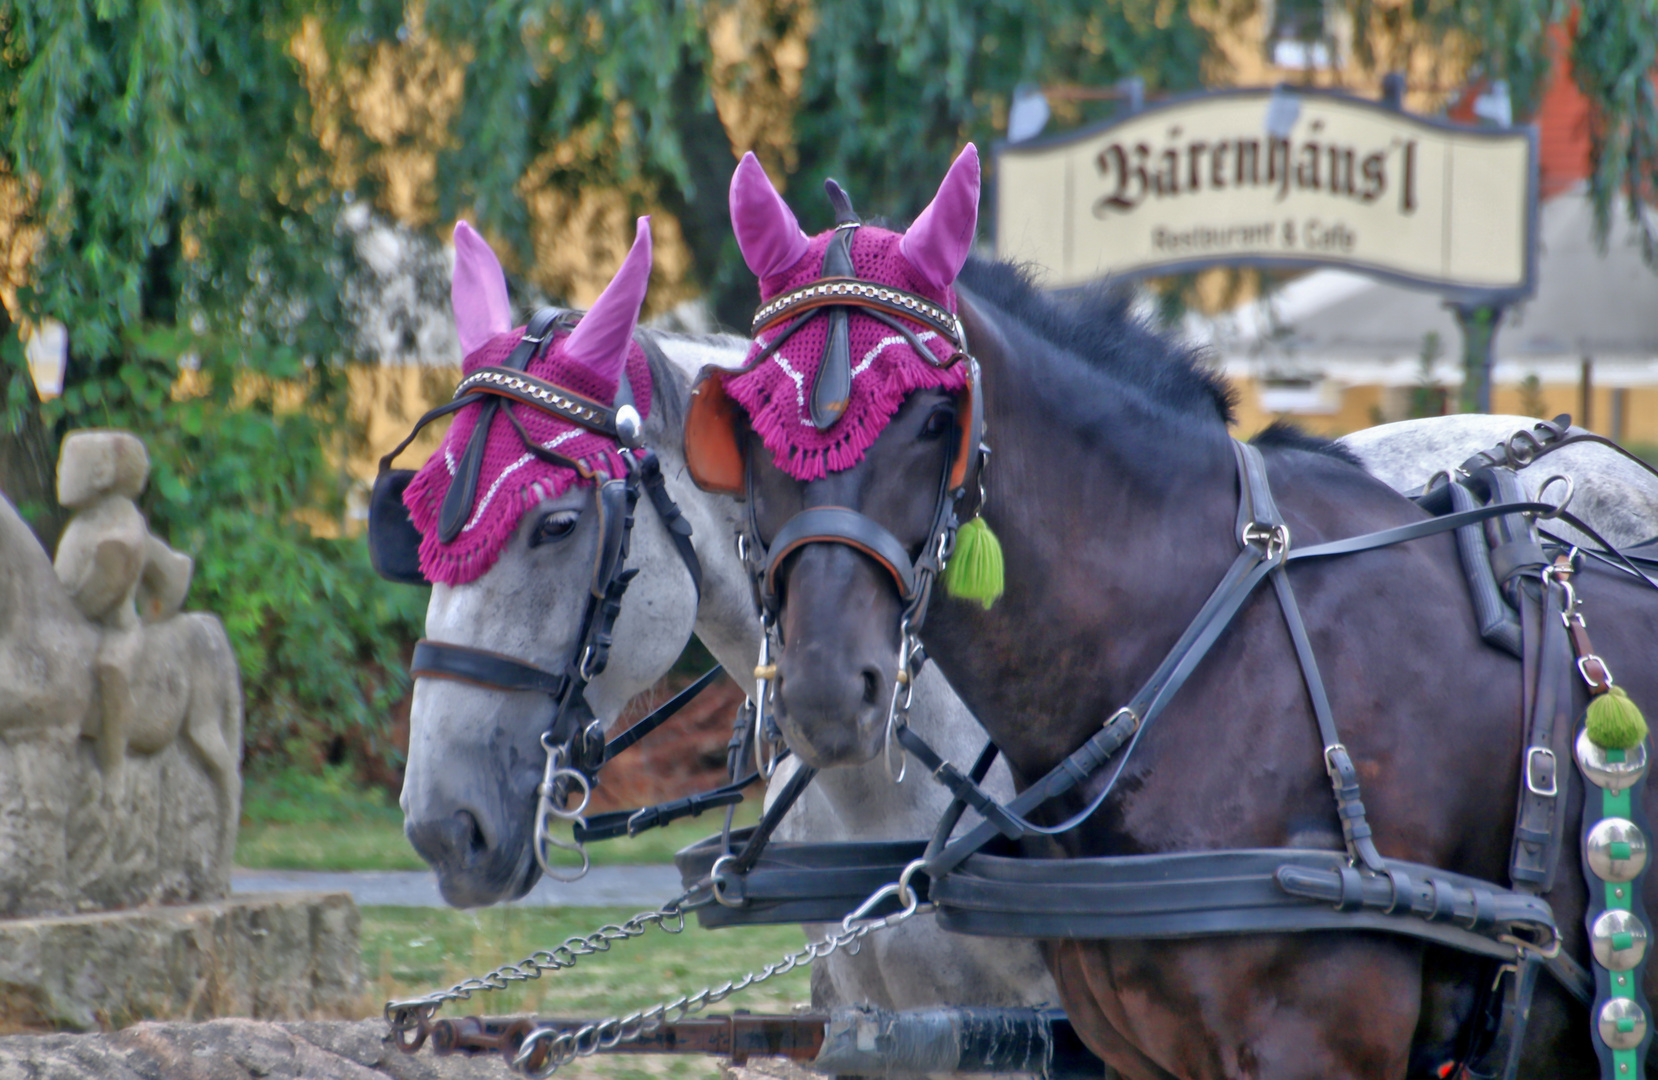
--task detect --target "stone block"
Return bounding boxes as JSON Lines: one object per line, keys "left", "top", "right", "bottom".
{"left": 0, "top": 892, "right": 361, "bottom": 1033}
{"left": 0, "top": 1019, "right": 503, "bottom": 1079}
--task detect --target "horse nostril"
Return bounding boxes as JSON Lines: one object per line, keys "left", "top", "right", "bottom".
{"left": 456, "top": 809, "right": 487, "bottom": 855}
{"left": 860, "top": 669, "right": 881, "bottom": 708}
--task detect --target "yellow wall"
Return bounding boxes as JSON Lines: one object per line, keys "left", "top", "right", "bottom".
{"left": 1230, "top": 374, "right": 1658, "bottom": 448}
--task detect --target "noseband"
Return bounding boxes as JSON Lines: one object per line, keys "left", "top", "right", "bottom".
{"left": 369, "top": 307, "right": 705, "bottom": 879}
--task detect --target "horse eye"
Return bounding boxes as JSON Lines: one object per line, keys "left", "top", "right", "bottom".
{"left": 920, "top": 406, "right": 956, "bottom": 440}
{"left": 530, "top": 510, "right": 580, "bottom": 547}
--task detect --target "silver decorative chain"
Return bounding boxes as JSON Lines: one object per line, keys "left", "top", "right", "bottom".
{"left": 385, "top": 866, "right": 930, "bottom": 1079}
{"left": 509, "top": 873, "right": 930, "bottom": 1078}
{"left": 384, "top": 883, "right": 708, "bottom": 1034}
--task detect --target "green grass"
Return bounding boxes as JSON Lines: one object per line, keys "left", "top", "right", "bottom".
{"left": 236, "top": 764, "right": 762, "bottom": 871}
{"left": 362, "top": 904, "right": 811, "bottom": 1080}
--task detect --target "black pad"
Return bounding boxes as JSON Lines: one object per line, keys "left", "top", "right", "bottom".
{"left": 368, "top": 469, "right": 428, "bottom": 585}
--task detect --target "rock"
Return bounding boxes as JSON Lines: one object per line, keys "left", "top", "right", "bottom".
{"left": 722, "top": 1059, "right": 823, "bottom": 1080}
{"left": 0, "top": 430, "right": 242, "bottom": 920}
{"left": 0, "top": 1019, "right": 502, "bottom": 1079}
{"left": 0, "top": 893, "right": 361, "bottom": 1033}
{"left": 55, "top": 431, "right": 149, "bottom": 510}
{"left": 138, "top": 534, "right": 194, "bottom": 623}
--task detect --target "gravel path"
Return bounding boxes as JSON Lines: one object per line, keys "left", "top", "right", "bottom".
{"left": 231, "top": 865, "right": 684, "bottom": 908}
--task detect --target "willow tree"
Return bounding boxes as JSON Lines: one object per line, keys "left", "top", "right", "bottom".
{"left": 0, "top": 0, "right": 423, "bottom": 766}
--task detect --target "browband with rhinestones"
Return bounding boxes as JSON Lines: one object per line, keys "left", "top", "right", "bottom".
{"left": 453, "top": 367, "right": 618, "bottom": 438}
{"left": 750, "top": 276, "right": 966, "bottom": 348}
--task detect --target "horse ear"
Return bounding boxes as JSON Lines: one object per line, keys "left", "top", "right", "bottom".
{"left": 730, "top": 152, "right": 810, "bottom": 281}
{"left": 562, "top": 217, "right": 652, "bottom": 382}
{"left": 452, "top": 221, "right": 514, "bottom": 356}
{"left": 900, "top": 143, "right": 980, "bottom": 292}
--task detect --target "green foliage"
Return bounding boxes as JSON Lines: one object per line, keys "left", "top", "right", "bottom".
{"left": 0, "top": 0, "right": 422, "bottom": 771}
{"left": 791, "top": 1, "right": 1214, "bottom": 234}
{"left": 1571, "top": 0, "right": 1658, "bottom": 264}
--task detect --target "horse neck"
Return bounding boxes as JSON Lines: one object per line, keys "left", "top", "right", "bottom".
{"left": 643, "top": 334, "right": 765, "bottom": 692}
{"left": 925, "top": 310, "right": 1242, "bottom": 780}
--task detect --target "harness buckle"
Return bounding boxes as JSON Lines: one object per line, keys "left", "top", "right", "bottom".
{"left": 1242, "top": 521, "right": 1291, "bottom": 561}
{"left": 1577, "top": 654, "right": 1614, "bottom": 692}
{"left": 1525, "top": 747, "right": 1559, "bottom": 797}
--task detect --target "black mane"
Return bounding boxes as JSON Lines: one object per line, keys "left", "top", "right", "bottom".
{"left": 956, "top": 258, "right": 1236, "bottom": 424}
{"left": 1250, "top": 418, "right": 1363, "bottom": 465}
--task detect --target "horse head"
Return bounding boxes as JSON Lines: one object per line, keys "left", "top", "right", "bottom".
{"left": 686, "top": 147, "right": 983, "bottom": 769}
{"left": 399, "top": 219, "right": 702, "bottom": 906}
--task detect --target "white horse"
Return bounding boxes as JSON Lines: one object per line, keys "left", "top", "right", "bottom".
{"left": 395, "top": 223, "right": 1658, "bottom": 1030}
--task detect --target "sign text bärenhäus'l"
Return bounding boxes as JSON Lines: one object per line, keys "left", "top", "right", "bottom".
{"left": 994, "top": 88, "right": 1537, "bottom": 301}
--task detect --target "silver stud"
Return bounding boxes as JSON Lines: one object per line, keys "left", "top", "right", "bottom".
{"left": 614, "top": 404, "right": 643, "bottom": 448}
{"left": 1592, "top": 909, "right": 1649, "bottom": 970}
{"left": 1588, "top": 819, "right": 1648, "bottom": 882}
{"left": 1599, "top": 998, "right": 1647, "bottom": 1051}
{"left": 1577, "top": 729, "right": 1649, "bottom": 792}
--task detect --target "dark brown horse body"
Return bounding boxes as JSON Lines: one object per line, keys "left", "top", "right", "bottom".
{"left": 750, "top": 262, "right": 1658, "bottom": 1078}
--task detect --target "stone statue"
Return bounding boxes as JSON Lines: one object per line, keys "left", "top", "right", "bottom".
{"left": 0, "top": 430, "right": 242, "bottom": 917}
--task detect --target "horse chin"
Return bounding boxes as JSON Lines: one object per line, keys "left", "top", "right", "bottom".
{"left": 774, "top": 705, "right": 886, "bottom": 770}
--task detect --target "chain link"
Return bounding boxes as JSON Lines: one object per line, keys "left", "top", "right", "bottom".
{"left": 385, "top": 870, "right": 929, "bottom": 1079}
{"left": 510, "top": 880, "right": 930, "bottom": 1077}
{"left": 384, "top": 883, "right": 709, "bottom": 1035}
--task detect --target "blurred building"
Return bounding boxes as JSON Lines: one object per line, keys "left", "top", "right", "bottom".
{"left": 1188, "top": 19, "right": 1658, "bottom": 446}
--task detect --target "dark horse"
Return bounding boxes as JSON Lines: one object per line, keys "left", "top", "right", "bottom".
{"left": 699, "top": 149, "right": 1658, "bottom": 1078}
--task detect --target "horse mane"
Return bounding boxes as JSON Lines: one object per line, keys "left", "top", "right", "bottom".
{"left": 1250, "top": 418, "right": 1363, "bottom": 466}
{"left": 956, "top": 258, "right": 1236, "bottom": 425}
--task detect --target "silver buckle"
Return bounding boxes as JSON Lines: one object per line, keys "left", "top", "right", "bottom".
{"left": 1526, "top": 746, "right": 1558, "bottom": 797}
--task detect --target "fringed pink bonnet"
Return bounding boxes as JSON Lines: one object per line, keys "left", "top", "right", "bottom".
{"left": 721, "top": 146, "right": 981, "bottom": 482}
{"left": 404, "top": 219, "right": 655, "bottom": 586}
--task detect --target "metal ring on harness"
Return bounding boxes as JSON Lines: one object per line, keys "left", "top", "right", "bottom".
{"left": 1533, "top": 474, "right": 1574, "bottom": 520}
{"left": 710, "top": 853, "right": 744, "bottom": 908}
{"left": 535, "top": 739, "right": 595, "bottom": 882}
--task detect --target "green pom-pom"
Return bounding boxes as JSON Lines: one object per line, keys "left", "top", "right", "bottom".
{"left": 943, "top": 516, "right": 1004, "bottom": 610}
{"left": 1587, "top": 686, "right": 1648, "bottom": 750}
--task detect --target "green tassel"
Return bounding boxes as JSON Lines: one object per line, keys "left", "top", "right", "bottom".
{"left": 943, "top": 516, "right": 1004, "bottom": 610}
{"left": 1587, "top": 686, "right": 1648, "bottom": 750}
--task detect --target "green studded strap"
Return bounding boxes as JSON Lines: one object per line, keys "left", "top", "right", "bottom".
{"left": 1576, "top": 721, "right": 1654, "bottom": 1077}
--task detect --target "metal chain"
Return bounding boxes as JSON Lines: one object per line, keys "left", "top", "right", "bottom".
{"left": 383, "top": 882, "right": 711, "bottom": 1037}
{"left": 509, "top": 871, "right": 931, "bottom": 1078}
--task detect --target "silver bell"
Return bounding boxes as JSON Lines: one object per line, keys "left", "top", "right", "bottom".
{"left": 1598, "top": 997, "right": 1648, "bottom": 1052}
{"left": 1587, "top": 818, "right": 1649, "bottom": 883}
{"left": 1591, "top": 909, "right": 1649, "bottom": 971}
{"left": 1577, "top": 728, "right": 1649, "bottom": 793}
{"left": 615, "top": 404, "right": 643, "bottom": 449}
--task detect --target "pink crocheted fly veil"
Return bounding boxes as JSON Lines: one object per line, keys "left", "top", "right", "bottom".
{"left": 719, "top": 146, "right": 981, "bottom": 482}
{"left": 403, "top": 219, "right": 656, "bottom": 586}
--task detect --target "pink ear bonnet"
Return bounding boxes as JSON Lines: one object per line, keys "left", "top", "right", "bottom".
{"left": 722, "top": 146, "right": 980, "bottom": 481}
{"left": 403, "top": 219, "right": 656, "bottom": 585}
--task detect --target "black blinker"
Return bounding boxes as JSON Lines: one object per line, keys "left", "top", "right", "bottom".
{"left": 367, "top": 468, "right": 429, "bottom": 585}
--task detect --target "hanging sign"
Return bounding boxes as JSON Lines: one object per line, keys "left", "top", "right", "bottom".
{"left": 994, "top": 88, "right": 1538, "bottom": 300}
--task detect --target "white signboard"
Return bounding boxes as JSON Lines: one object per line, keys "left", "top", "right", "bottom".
{"left": 995, "top": 89, "right": 1537, "bottom": 299}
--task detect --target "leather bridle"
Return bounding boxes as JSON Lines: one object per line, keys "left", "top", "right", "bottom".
{"left": 369, "top": 307, "right": 706, "bottom": 879}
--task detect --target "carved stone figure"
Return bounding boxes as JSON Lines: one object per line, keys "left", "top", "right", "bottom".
{"left": 0, "top": 430, "right": 242, "bottom": 917}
